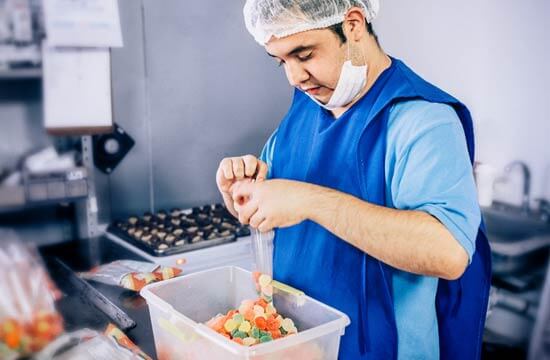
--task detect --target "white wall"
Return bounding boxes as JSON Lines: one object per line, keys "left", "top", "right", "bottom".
{"left": 375, "top": 0, "right": 550, "bottom": 204}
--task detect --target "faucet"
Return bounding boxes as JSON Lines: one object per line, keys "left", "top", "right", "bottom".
{"left": 504, "top": 161, "right": 531, "bottom": 213}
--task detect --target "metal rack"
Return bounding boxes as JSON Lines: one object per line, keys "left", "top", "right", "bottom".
{"left": 528, "top": 258, "right": 550, "bottom": 360}
{"left": 0, "top": 68, "right": 41, "bottom": 80}
{"left": 76, "top": 135, "right": 100, "bottom": 239}
{"left": 0, "top": 167, "right": 89, "bottom": 213}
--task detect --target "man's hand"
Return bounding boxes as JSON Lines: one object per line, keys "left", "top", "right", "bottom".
{"left": 231, "top": 179, "right": 312, "bottom": 232}
{"left": 216, "top": 155, "right": 268, "bottom": 195}
{"left": 216, "top": 155, "right": 268, "bottom": 218}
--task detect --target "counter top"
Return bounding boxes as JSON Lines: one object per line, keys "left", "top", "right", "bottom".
{"left": 40, "top": 236, "right": 158, "bottom": 359}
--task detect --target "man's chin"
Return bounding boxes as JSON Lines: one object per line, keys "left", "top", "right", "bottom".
{"left": 307, "top": 92, "right": 330, "bottom": 103}
{"left": 313, "top": 95, "right": 330, "bottom": 104}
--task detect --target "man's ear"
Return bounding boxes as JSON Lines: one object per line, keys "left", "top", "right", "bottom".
{"left": 344, "top": 7, "right": 367, "bottom": 42}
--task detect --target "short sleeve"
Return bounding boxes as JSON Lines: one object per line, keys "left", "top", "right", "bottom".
{"left": 386, "top": 101, "right": 481, "bottom": 260}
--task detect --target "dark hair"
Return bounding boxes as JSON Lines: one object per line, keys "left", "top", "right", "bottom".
{"left": 328, "top": 21, "right": 379, "bottom": 46}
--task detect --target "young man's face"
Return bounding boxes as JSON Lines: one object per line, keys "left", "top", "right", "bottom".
{"left": 265, "top": 29, "right": 346, "bottom": 104}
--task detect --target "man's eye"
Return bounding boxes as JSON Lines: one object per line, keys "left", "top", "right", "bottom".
{"left": 297, "top": 52, "right": 313, "bottom": 61}
{"left": 276, "top": 59, "right": 285, "bottom": 67}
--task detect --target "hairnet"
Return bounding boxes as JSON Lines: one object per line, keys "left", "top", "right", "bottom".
{"left": 244, "top": 0, "right": 380, "bottom": 45}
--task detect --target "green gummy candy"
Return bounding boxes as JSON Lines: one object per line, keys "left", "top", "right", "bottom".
{"left": 251, "top": 327, "right": 261, "bottom": 339}
{"left": 233, "top": 331, "right": 247, "bottom": 339}
{"left": 259, "top": 335, "right": 273, "bottom": 343}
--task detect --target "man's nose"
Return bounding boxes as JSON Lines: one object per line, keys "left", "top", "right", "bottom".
{"left": 286, "top": 63, "right": 309, "bottom": 87}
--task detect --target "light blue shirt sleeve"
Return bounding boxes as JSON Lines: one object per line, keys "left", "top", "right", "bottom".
{"left": 386, "top": 100, "right": 481, "bottom": 260}
{"left": 259, "top": 129, "right": 277, "bottom": 179}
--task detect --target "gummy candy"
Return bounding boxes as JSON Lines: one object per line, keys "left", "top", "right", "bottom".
{"left": 259, "top": 334, "right": 273, "bottom": 343}
{"left": 224, "top": 319, "right": 238, "bottom": 333}
{"left": 238, "top": 321, "right": 251, "bottom": 333}
{"left": 204, "top": 272, "right": 300, "bottom": 347}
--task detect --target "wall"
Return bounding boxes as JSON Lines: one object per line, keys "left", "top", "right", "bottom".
{"left": 375, "top": 0, "right": 550, "bottom": 204}
{"left": 108, "top": 0, "right": 291, "bottom": 218}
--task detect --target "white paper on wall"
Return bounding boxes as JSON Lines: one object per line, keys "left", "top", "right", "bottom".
{"left": 43, "top": 44, "right": 113, "bottom": 133}
{"left": 43, "top": 0, "right": 123, "bottom": 47}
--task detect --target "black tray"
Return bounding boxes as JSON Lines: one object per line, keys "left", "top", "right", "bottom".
{"left": 107, "top": 204, "right": 250, "bottom": 257}
{"left": 107, "top": 225, "right": 239, "bottom": 257}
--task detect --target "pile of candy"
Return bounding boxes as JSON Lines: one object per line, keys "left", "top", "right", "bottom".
{"left": 0, "top": 311, "right": 63, "bottom": 356}
{"left": 0, "top": 234, "right": 65, "bottom": 358}
{"left": 205, "top": 272, "right": 298, "bottom": 346}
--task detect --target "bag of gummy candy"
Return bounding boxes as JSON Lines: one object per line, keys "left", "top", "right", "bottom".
{"left": 36, "top": 324, "right": 152, "bottom": 360}
{"left": 0, "top": 229, "right": 64, "bottom": 358}
{"left": 80, "top": 260, "right": 182, "bottom": 291}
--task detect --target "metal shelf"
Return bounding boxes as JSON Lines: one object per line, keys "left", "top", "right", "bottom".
{"left": 0, "top": 167, "right": 89, "bottom": 214}
{"left": 0, "top": 68, "right": 42, "bottom": 80}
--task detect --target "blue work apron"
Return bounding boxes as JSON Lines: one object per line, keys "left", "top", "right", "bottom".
{"left": 271, "top": 58, "right": 491, "bottom": 359}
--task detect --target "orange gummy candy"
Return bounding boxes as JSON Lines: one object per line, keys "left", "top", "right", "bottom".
{"left": 254, "top": 317, "right": 267, "bottom": 330}
{"left": 269, "top": 329, "right": 282, "bottom": 339}
{"left": 266, "top": 317, "right": 280, "bottom": 331}
{"left": 5, "top": 329, "right": 21, "bottom": 349}
{"left": 256, "top": 298, "right": 268, "bottom": 309}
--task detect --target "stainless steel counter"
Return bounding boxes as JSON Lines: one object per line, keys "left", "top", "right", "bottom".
{"left": 40, "top": 237, "right": 158, "bottom": 358}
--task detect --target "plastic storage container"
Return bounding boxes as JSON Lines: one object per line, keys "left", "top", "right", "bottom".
{"left": 140, "top": 266, "right": 350, "bottom": 360}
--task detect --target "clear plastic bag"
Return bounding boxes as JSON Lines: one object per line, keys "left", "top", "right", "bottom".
{"left": 36, "top": 326, "right": 151, "bottom": 360}
{"left": 251, "top": 229, "right": 274, "bottom": 276}
{"left": 0, "top": 228, "right": 64, "bottom": 357}
{"left": 79, "top": 260, "right": 182, "bottom": 292}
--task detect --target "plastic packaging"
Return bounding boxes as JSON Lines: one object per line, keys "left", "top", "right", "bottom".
{"left": 140, "top": 266, "right": 350, "bottom": 360}
{"left": 250, "top": 229, "right": 274, "bottom": 277}
{"left": 79, "top": 260, "right": 182, "bottom": 292}
{"left": 474, "top": 162, "right": 497, "bottom": 207}
{"left": 35, "top": 325, "right": 152, "bottom": 360}
{"left": 0, "top": 229, "right": 64, "bottom": 357}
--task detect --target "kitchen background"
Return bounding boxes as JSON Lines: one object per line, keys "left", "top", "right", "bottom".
{"left": 0, "top": 0, "right": 549, "bottom": 359}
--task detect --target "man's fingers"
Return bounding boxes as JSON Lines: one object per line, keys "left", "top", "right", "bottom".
{"left": 231, "top": 157, "right": 245, "bottom": 179}
{"left": 249, "top": 211, "right": 265, "bottom": 229}
{"left": 256, "top": 161, "right": 268, "bottom": 181}
{"left": 258, "top": 218, "right": 272, "bottom": 233}
{"left": 234, "top": 201, "right": 258, "bottom": 225}
{"left": 242, "top": 155, "right": 258, "bottom": 178}
{"left": 219, "top": 158, "right": 234, "bottom": 181}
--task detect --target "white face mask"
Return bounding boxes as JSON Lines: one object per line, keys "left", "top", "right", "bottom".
{"left": 304, "top": 45, "right": 367, "bottom": 111}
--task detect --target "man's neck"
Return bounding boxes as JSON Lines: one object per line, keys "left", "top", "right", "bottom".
{"left": 331, "top": 46, "right": 391, "bottom": 119}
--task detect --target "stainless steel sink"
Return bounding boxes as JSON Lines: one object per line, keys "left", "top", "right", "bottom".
{"left": 483, "top": 201, "right": 550, "bottom": 276}
{"left": 482, "top": 201, "right": 550, "bottom": 240}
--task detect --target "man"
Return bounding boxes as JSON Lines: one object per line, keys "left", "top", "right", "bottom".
{"left": 216, "top": 1, "right": 491, "bottom": 359}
